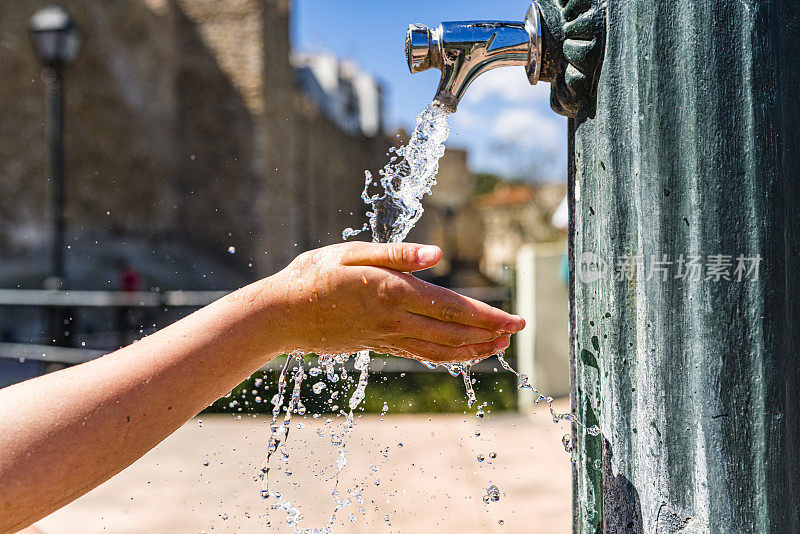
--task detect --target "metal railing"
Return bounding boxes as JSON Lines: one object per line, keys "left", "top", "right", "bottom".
{"left": 0, "top": 288, "right": 229, "bottom": 308}
{"left": 0, "top": 287, "right": 514, "bottom": 373}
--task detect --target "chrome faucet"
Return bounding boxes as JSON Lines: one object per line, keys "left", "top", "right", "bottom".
{"left": 406, "top": 2, "right": 542, "bottom": 111}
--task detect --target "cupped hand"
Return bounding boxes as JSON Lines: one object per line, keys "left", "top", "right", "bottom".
{"left": 272, "top": 242, "right": 525, "bottom": 363}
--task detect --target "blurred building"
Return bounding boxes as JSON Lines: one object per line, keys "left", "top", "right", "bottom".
{"left": 406, "top": 148, "right": 492, "bottom": 289}
{"left": 475, "top": 182, "right": 570, "bottom": 399}
{"left": 294, "top": 53, "right": 384, "bottom": 138}
{"left": 477, "top": 183, "right": 566, "bottom": 283}
{"left": 0, "top": 0, "right": 390, "bottom": 290}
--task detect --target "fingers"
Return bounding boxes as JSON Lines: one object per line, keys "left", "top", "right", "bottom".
{"left": 403, "top": 279, "right": 525, "bottom": 333}
{"left": 401, "top": 313, "right": 498, "bottom": 347}
{"left": 394, "top": 335, "right": 512, "bottom": 363}
{"left": 339, "top": 242, "right": 441, "bottom": 272}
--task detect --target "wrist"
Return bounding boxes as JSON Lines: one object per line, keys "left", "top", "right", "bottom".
{"left": 225, "top": 272, "right": 296, "bottom": 361}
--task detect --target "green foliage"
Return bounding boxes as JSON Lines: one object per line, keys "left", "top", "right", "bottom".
{"left": 205, "top": 368, "right": 518, "bottom": 415}
{"left": 473, "top": 172, "right": 507, "bottom": 196}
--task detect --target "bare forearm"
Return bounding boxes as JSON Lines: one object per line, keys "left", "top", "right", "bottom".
{"left": 0, "top": 277, "right": 286, "bottom": 533}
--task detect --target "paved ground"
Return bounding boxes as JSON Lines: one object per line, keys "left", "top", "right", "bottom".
{"left": 34, "top": 399, "right": 572, "bottom": 534}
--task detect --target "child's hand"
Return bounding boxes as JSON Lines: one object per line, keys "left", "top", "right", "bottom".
{"left": 271, "top": 242, "right": 524, "bottom": 362}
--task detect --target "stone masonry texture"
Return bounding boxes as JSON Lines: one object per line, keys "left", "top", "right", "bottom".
{"left": 0, "top": 0, "right": 390, "bottom": 283}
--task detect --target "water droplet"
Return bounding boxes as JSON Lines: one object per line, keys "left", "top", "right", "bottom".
{"left": 227, "top": 246, "right": 236, "bottom": 254}
{"left": 483, "top": 484, "right": 500, "bottom": 503}
{"left": 477, "top": 454, "right": 485, "bottom": 462}
{"left": 562, "top": 434, "right": 573, "bottom": 453}
{"left": 489, "top": 452, "right": 497, "bottom": 459}
{"left": 312, "top": 381, "right": 326, "bottom": 394}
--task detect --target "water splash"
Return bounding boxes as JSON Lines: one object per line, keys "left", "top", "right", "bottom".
{"left": 263, "top": 101, "right": 453, "bottom": 532}
{"left": 430, "top": 359, "right": 480, "bottom": 409}
{"left": 495, "top": 351, "right": 599, "bottom": 459}
{"left": 347, "top": 351, "right": 371, "bottom": 412}
{"left": 261, "top": 353, "right": 306, "bottom": 498}
{"left": 343, "top": 101, "right": 452, "bottom": 243}
{"left": 262, "top": 353, "right": 374, "bottom": 533}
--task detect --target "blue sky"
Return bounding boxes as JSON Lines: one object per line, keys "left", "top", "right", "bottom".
{"left": 292, "top": 0, "right": 567, "bottom": 181}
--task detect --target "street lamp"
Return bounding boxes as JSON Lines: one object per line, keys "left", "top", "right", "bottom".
{"left": 29, "top": 5, "right": 82, "bottom": 345}
{"left": 29, "top": 5, "right": 82, "bottom": 69}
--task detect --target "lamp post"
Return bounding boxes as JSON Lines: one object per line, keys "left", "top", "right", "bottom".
{"left": 29, "top": 5, "right": 81, "bottom": 345}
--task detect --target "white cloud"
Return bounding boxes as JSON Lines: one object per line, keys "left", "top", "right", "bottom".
{"left": 445, "top": 72, "right": 568, "bottom": 179}
{"left": 451, "top": 105, "right": 479, "bottom": 130}
{"left": 491, "top": 107, "right": 563, "bottom": 153}
{"left": 463, "top": 68, "right": 551, "bottom": 105}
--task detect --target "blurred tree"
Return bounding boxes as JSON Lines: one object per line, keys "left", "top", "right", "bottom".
{"left": 473, "top": 172, "right": 506, "bottom": 196}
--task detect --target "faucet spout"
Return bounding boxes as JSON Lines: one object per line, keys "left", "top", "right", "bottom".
{"left": 406, "top": 3, "right": 542, "bottom": 111}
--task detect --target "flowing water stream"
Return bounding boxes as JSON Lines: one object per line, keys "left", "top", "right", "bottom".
{"left": 258, "top": 102, "right": 453, "bottom": 532}
{"left": 258, "top": 101, "right": 597, "bottom": 532}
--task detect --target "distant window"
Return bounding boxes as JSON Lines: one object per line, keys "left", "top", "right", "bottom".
{"left": 339, "top": 76, "right": 359, "bottom": 118}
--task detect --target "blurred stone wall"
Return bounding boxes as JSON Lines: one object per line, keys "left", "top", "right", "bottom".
{"left": 0, "top": 0, "right": 388, "bottom": 283}
{"left": 407, "top": 148, "right": 489, "bottom": 286}
{"left": 0, "top": 1, "right": 178, "bottom": 254}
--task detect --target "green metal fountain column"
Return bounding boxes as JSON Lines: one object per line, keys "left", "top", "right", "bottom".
{"left": 539, "top": 0, "right": 800, "bottom": 531}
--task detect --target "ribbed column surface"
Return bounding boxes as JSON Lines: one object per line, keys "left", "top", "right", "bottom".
{"left": 569, "top": 1, "right": 800, "bottom": 532}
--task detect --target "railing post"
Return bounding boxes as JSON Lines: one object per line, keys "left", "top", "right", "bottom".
{"left": 569, "top": 0, "right": 800, "bottom": 531}
{"left": 515, "top": 244, "right": 537, "bottom": 409}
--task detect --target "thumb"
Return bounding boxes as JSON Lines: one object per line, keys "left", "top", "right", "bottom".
{"left": 340, "top": 242, "right": 442, "bottom": 272}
